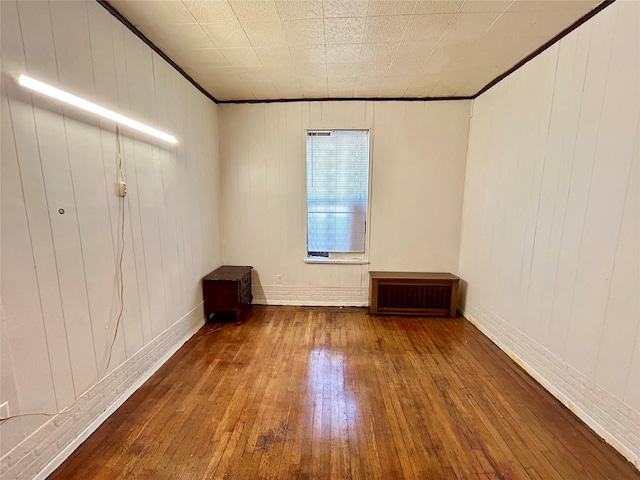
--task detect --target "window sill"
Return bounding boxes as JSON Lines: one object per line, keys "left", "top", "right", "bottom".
{"left": 305, "top": 258, "right": 370, "bottom": 265}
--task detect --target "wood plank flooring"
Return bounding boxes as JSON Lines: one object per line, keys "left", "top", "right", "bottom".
{"left": 49, "top": 306, "right": 639, "bottom": 479}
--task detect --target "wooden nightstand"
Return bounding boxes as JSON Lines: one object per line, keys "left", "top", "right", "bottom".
{"left": 202, "top": 266, "right": 253, "bottom": 321}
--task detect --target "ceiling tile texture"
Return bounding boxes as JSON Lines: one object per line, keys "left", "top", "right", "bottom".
{"left": 108, "top": 0, "right": 601, "bottom": 101}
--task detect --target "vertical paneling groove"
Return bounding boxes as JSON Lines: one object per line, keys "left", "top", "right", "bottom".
{"left": 0, "top": 0, "right": 222, "bottom": 460}
{"left": 458, "top": 1, "right": 639, "bottom": 466}
{"left": 11, "top": 0, "right": 77, "bottom": 412}
{"left": 49, "top": 1, "right": 103, "bottom": 385}
{"left": 11, "top": 1, "right": 75, "bottom": 412}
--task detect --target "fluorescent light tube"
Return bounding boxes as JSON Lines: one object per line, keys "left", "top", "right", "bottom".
{"left": 18, "top": 74, "right": 177, "bottom": 144}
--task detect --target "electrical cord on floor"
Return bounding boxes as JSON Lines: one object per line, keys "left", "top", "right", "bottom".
{"left": 1, "top": 127, "right": 127, "bottom": 424}
{"left": 205, "top": 325, "right": 224, "bottom": 335}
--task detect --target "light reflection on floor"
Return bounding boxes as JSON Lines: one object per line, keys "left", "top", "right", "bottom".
{"left": 306, "top": 348, "right": 357, "bottom": 440}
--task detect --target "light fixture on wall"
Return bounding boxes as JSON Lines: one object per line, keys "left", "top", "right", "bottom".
{"left": 18, "top": 74, "right": 177, "bottom": 144}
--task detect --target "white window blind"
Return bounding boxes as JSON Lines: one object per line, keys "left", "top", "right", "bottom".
{"left": 306, "top": 129, "right": 370, "bottom": 254}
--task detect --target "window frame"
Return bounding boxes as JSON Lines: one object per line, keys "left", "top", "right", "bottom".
{"left": 304, "top": 128, "right": 373, "bottom": 265}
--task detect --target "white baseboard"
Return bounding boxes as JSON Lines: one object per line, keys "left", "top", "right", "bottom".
{"left": 1, "top": 304, "right": 205, "bottom": 480}
{"left": 461, "top": 299, "right": 640, "bottom": 471}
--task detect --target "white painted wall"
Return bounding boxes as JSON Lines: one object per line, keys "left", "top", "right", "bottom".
{"left": 458, "top": 1, "right": 640, "bottom": 467}
{"left": 0, "top": 0, "right": 221, "bottom": 475}
{"left": 219, "top": 101, "right": 471, "bottom": 305}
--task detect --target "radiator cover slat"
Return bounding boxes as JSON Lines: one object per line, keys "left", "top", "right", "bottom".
{"left": 369, "top": 272, "right": 460, "bottom": 317}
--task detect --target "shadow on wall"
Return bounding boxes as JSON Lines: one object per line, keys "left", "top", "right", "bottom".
{"left": 457, "top": 278, "right": 468, "bottom": 313}
{"left": 252, "top": 270, "right": 264, "bottom": 298}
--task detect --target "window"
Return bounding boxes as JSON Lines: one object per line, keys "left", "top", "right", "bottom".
{"left": 306, "top": 129, "right": 370, "bottom": 261}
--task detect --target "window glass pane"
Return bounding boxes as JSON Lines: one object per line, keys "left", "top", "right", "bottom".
{"left": 306, "top": 130, "right": 370, "bottom": 254}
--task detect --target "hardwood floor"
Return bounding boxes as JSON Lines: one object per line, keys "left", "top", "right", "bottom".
{"left": 49, "top": 306, "right": 639, "bottom": 479}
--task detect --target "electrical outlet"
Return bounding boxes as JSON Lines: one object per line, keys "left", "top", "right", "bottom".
{"left": 118, "top": 181, "right": 127, "bottom": 197}
{"left": 275, "top": 275, "right": 282, "bottom": 284}
{"left": 0, "top": 401, "right": 9, "bottom": 418}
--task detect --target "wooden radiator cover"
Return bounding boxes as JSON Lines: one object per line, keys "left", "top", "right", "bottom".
{"left": 369, "top": 272, "right": 459, "bottom": 317}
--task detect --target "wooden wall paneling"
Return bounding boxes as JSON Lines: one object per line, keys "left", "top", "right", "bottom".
{"left": 185, "top": 86, "right": 203, "bottom": 306}
{"left": 219, "top": 104, "right": 238, "bottom": 269}
{"left": 368, "top": 102, "right": 398, "bottom": 270}
{"left": 492, "top": 80, "right": 518, "bottom": 323}
{"left": 120, "top": 32, "right": 154, "bottom": 346}
{"left": 181, "top": 86, "right": 195, "bottom": 297}
{"left": 407, "top": 102, "right": 427, "bottom": 237}
{"left": 1, "top": 89, "right": 56, "bottom": 439}
{"left": 0, "top": 307, "right": 26, "bottom": 455}
{"left": 264, "top": 103, "right": 280, "bottom": 286}
{"left": 594, "top": 132, "right": 639, "bottom": 397}
{"left": 549, "top": 8, "right": 615, "bottom": 360}
{"left": 498, "top": 82, "right": 519, "bottom": 313}
{"left": 425, "top": 102, "right": 469, "bottom": 272}
{"left": 108, "top": 21, "right": 145, "bottom": 360}
{"left": 459, "top": 1, "right": 639, "bottom": 464}
{"left": 530, "top": 33, "right": 578, "bottom": 348}
{"left": 388, "top": 102, "right": 410, "bottom": 270}
{"left": 140, "top": 135, "right": 169, "bottom": 338}
{"left": 559, "top": 5, "right": 617, "bottom": 369}
{"left": 273, "top": 103, "right": 288, "bottom": 288}
{"left": 18, "top": 0, "right": 99, "bottom": 398}
{"left": 474, "top": 89, "right": 505, "bottom": 308}
{"left": 546, "top": 21, "right": 594, "bottom": 356}
{"left": 50, "top": 0, "right": 121, "bottom": 380}
{"left": 489, "top": 83, "right": 512, "bottom": 311}
{"left": 6, "top": 93, "right": 78, "bottom": 406}
{"left": 237, "top": 105, "right": 252, "bottom": 267}
{"left": 8, "top": 1, "right": 76, "bottom": 410}
{"left": 151, "top": 54, "right": 176, "bottom": 331}
{"left": 196, "top": 91, "right": 211, "bottom": 274}
{"left": 540, "top": 27, "right": 587, "bottom": 348}
{"left": 248, "top": 104, "right": 269, "bottom": 272}
{"left": 86, "top": 2, "right": 128, "bottom": 370}
{"left": 186, "top": 81, "right": 201, "bottom": 302}
{"left": 514, "top": 49, "right": 556, "bottom": 338}
{"left": 307, "top": 98, "right": 322, "bottom": 127}
{"left": 187, "top": 93, "right": 201, "bottom": 293}
{"left": 0, "top": 7, "right": 58, "bottom": 423}
{"left": 566, "top": 3, "right": 639, "bottom": 377}
{"left": 519, "top": 47, "right": 560, "bottom": 343}
{"left": 513, "top": 57, "right": 546, "bottom": 317}
{"left": 124, "top": 33, "right": 168, "bottom": 340}
{"left": 162, "top": 72, "right": 182, "bottom": 318}
{"left": 318, "top": 101, "right": 344, "bottom": 128}
{"left": 2, "top": 0, "right": 222, "bottom": 466}
{"left": 624, "top": 321, "right": 640, "bottom": 409}
{"left": 191, "top": 88, "right": 208, "bottom": 285}
{"left": 204, "top": 95, "right": 222, "bottom": 271}
{"left": 289, "top": 102, "right": 307, "bottom": 283}
{"left": 166, "top": 71, "right": 188, "bottom": 316}
{"left": 480, "top": 71, "right": 511, "bottom": 312}
{"left": 220, "top": 100, "right": 469, "bottom": 303}
{"left": 478, "top": 90, "right": 499, "bottom": 305}
{"left": 456, "top": 95, "right": 483, "bottom": 294}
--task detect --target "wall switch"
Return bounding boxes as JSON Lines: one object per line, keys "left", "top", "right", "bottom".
{"left": 118, "top": 181, "right": 127, "bottom": 197}
{"left": 275, "top": 275, "right": 282, "bottom": 284}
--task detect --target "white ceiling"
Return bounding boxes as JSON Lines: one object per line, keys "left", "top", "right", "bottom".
{"left": 108, "top": 0, "right": 601, "bottom": 101}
